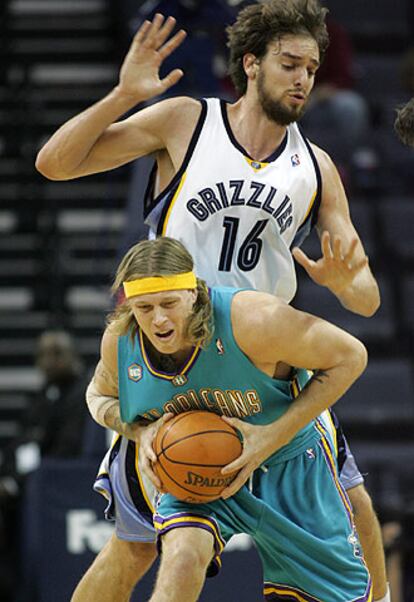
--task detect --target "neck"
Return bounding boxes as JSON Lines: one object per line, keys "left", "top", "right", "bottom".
{"left": 227, "top": 95, "right": 288, "bottom": 162}
{"left": 143, "top": 335, "right": 194, "bottom": 374}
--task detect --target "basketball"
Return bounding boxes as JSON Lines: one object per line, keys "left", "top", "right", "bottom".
{"left": 153, "top": 411, "right": 242, "bottom": 503}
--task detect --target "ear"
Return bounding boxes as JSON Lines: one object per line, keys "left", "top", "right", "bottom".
{"left": 243, "top": 53, "right": 260, "bottom": 82}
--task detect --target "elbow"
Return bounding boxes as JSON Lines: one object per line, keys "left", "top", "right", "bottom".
{"left": 348, "top": 339, "right": 368, "bottom": 379}
{"left": 355, "top": 285, "right": 381, "bottom": 317}
{"left": 361, "top": 291, "right": 381, "bottom": 317}
{"left": 35, "top": 151, "right": 69, "bottom": 181}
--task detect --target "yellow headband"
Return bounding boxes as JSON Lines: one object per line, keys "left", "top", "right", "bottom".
{"left": 123, "top": 272, "right": 197, "bottom": 298}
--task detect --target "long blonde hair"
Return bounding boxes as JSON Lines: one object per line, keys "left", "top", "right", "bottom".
{"left": 109, "top": 237, "right": 213, "bottom": 348}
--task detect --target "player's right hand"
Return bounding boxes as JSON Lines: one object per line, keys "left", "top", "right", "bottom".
{"left": 117, "top": 13, "right": 186, "bottom": 103}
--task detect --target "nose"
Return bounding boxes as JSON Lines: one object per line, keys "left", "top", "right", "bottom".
{"left": 152, "top": 306, "right": 168, "bottom": 327}
{"left": 294, "top": 67, "right": 308, "bottom": 88}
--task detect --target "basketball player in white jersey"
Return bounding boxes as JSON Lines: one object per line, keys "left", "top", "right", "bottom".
{"left": 36, "top": 2, "right": 389, "bottom": 601}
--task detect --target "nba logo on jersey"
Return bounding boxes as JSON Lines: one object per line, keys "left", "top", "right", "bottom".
{"left": 172, "top": 374, "right": 188, "bottom": 387}
{"left": 291, "top": 153, "right": 300, "bottom": 166}
{"left": 128, "top": 363, "right": 142, "bottom": 382}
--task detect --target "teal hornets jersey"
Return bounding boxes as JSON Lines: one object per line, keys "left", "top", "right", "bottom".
{"left": 118, "top": 287, "right": 313, "bottom": 460}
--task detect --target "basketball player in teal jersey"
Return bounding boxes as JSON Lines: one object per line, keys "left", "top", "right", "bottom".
{"left": 88, "top": 236, "right": 371, "bottom": 602}
{"left": 36, "top": 2, "right": 388, "bottom": 601}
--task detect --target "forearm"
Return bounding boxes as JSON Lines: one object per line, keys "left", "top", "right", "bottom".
{"left": 35, "top": 86, "right": 139, "bottom": 180}
{"left": 334, "top": 270, "right": 380, "bottom": 316}
{"left": 102, "top": 403, "right": 146, "bottom": 441}
{"left": 269, "top": 352, "right": 366, "bottom": 448}
{"left": 86, "top": 378, "right": 144, "bottom": 441}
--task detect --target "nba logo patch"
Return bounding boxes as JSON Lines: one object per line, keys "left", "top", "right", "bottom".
{"left": 128, "top": 363, "right": 142, "bottom": 382}
{"left": 291, "top": 153, "right": 300, "bottom": 167}
{"left": 216, "top": 338, "right": 225, "bottom": 355}
{"left": 172, "top": 374, "right": 188, "bottom": 387}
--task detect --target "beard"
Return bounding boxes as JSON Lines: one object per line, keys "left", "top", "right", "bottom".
{"left": 257, "top": 69, "right": 307, "bottom": 125}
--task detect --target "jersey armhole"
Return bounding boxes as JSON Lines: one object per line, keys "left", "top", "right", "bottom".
{"left": 143, "top": 99, "right": 208, "bottom": 220}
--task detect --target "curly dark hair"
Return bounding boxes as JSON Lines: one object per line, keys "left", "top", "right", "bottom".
{"left": 227, "top": 0, "right": 329, "bottom": 95}
{"left": 394, "top": 98, "right": 414, "bottom": 147}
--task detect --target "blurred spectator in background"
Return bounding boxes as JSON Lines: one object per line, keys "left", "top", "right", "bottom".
{"left": 394, "top": 97, "right": 414, "bottom": 147}
{"left": 301, "top": 15, "right": 370, "bottom": 185}
{"left": 0, "top": 330, "right": 90, "bottom": 601}
{"left": 16, "top": 330, "right": 89, "bottom": 462}
{"left": 395, "top": 51, "right": 414, "bottom": 147}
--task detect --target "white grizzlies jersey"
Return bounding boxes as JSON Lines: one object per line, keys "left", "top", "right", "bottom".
{"left": 145, "top": 98, "right": 321, "bottom": 302}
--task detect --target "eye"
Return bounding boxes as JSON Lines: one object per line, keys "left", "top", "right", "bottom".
{"left": 136, "top": 305, "right": 152, "bottom": 313}
{"left": 163, "top": 301, "right": 177, "bottom": 308}
{"left": 282, "top": 64, "right": 295, "bottom": 71}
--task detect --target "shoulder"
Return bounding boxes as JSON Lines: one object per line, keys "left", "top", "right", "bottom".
{"left": 308, "top": 142, "right": 347, "bottom": 218}
{"left": 309, "top": 142, "right": 336, "bottom": 177}
{"left": 128, "top": 96, "right": 203, "bottom": 130}
{"left": 231, "top": 291, "right": 288, "bottom": 345}
{"left": 101, "top": 326, "right": 120, "bottom": 371}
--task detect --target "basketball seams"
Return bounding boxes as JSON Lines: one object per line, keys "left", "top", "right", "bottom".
{"left": 159, "top": 428, "right": 241, "bottom": 455}
{"left": 159, "top": 411, "right": 227, "bottom": 451}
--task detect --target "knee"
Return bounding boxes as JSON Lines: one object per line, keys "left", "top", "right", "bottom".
{"left": 162, "top": 530, "right": 213, "bottom": 576}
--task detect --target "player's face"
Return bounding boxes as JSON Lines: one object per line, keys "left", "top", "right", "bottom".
{"left": 255, "top": 34, "right": 319, "bottom": 125}
{"left": 130, "top": 289, "right": 197, "bottom": 356}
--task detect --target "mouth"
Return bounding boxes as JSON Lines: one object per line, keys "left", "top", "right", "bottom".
{"left": 288, "top": 92, "right": 306, "bottom": 104}
{"left": 155, "top": 330, "right": 174, "bottom": 341}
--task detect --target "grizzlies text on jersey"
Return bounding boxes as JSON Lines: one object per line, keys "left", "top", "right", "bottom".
{"left": 144, "top": 98, "right": 321, "bottom": 302}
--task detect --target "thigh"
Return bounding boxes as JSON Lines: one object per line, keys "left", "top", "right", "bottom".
{"left": 255, "top": 432, "right": 371, "bottom": 602}
{"left": 94, "top": 435, "right": 156, "bottom": 542}
{"left": 154, "top": 486, "right": 261, "bottom": 577}
{"left": 319, "top": 409, "right": 364, "bottom": 491}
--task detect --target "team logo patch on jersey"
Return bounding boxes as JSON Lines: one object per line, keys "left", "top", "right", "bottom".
{"left": 291, "top": 153, "right": 300, "bottom": 166}
{"left": 172, "top": 374, "right": 188, "bottom": 387}
{"left": 244, "top": 156, "right": 268, "bottom": 172}
{"left": 216, "top": 338, "right": 225, "bottom": 355}
{"left": 128, "top": 363, "right": 142, "bottom": 382}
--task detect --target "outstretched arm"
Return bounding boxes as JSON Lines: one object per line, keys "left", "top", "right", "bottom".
{"left": 292, "top": 146, "right": 380, "bottom": 317}
{"left": 35, "top": 14, "right": 188, "bottom": 180}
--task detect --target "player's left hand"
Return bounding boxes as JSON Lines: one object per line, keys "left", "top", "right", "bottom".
{"left": 292, "top": 231, "right": 368, "bottom": 296}
{"left": 219, "top": 417, "right": 283, "bottom": 499}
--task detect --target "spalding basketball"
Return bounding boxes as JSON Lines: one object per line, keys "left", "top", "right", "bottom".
{"left": 153, "top": 411, "right": 242, "bottom": 503}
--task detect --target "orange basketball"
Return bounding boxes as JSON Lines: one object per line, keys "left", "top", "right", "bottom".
{"left": 153, "top": 411, "right": 242, "bottom": 503}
